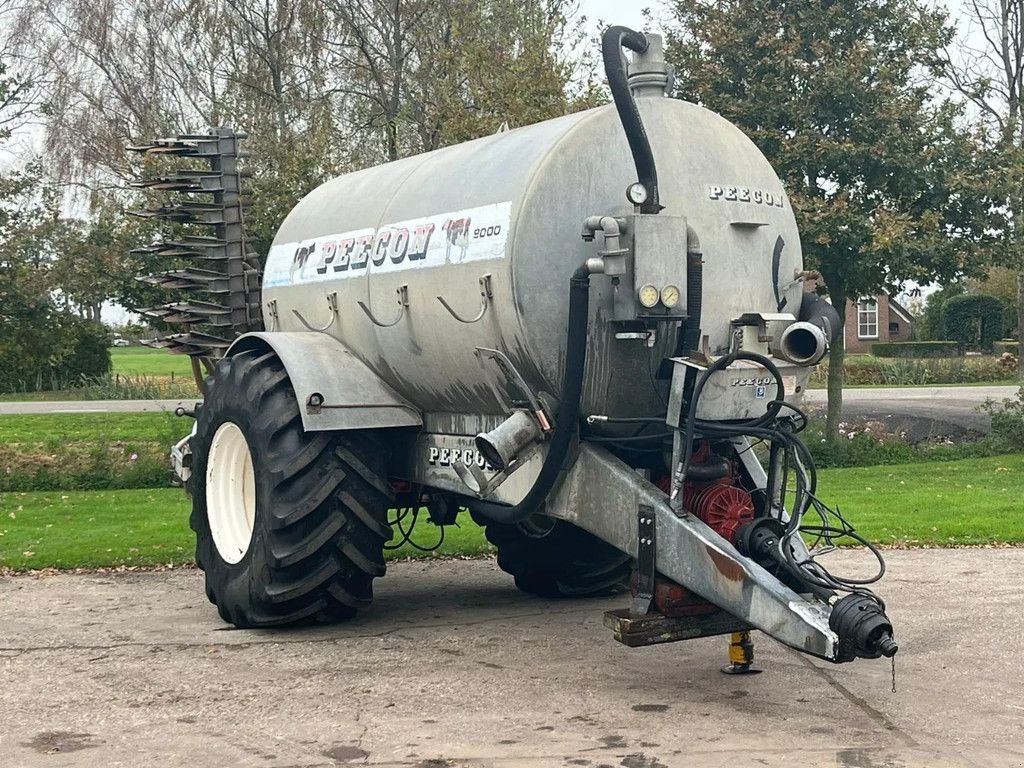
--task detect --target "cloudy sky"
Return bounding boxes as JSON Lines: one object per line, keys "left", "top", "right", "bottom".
{"left": 578, "top": 0, "right": 652, "bottom": 31}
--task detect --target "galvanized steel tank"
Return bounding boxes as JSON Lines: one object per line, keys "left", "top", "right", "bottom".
{"left": 262, "top": 96, "right": 804, "bottom": 419}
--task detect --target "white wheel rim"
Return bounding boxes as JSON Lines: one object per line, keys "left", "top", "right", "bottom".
{"left": 206, "top": 421, "right": 256, "bottom": 564}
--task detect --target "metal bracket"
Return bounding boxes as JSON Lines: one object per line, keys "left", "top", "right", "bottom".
{"left": 605, "top": 609, "right": 752, "bottom": 648}
{"left": 292, "top": 291, "right": 339, "bottom": 333}
{"left": 474, "top": 347, "right": 547, "bottom": 419}
{"left": 631, "top": 505, "right": 656, "bottom": 616}
{"left": 358, "top": 284, "right": 408, "bottom": 328}
{"left": 265, "top": 299, "right": 279, "bottom": 331}
{"left": 437, "top": 273, "right": 492, "bottom": 324}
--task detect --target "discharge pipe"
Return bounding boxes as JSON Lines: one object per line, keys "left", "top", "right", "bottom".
{"left": 602, "top": 26, "right": 662, "bottom": 214}
{"left": 776, "top": 293, "right": 841, "bottom": 366}
{"left": 466, "top": 263, "right": 596, "bottom": 524}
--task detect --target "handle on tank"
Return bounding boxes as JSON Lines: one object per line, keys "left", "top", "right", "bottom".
{"left": 292, "top": 291, "right": 339, "bottom": 333}
{"left": 437, "top": 274, "right": 493, "bottom": 324}
{"left": 602, "top": 25, "right": 662, "bottom": 214}
{"left": 357, "top": 284, "right": 408, "bottom": 328}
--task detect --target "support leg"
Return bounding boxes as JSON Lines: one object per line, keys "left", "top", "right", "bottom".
{"left": 721, "top": 630, "right": 762, "bottom": 675}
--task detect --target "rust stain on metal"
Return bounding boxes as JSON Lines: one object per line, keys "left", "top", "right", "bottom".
{"left": 705, "top": 546, "right": 745, "bottom": 582}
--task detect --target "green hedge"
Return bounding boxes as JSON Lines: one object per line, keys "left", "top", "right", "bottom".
{"left": 942, "top": 294, "right": 1004, "bottom": 352}
{"left": 0, "top": 313, "right": 112, "bottom": 393}
{"left": 994, "top": 340, "right": 1019, "bottom": 355}
{"left": 871, "top": 341, "right": 959, "bottom": 358}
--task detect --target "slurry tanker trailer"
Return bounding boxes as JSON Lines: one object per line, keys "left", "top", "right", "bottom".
{"left": 166, "top": 26, "right": 898, "bottom": 668}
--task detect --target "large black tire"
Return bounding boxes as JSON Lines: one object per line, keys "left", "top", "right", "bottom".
{"left": 187, "top": 348, "right": 393, "bottom": 627}
{"left": 473, "top": 514, "right": 632, "bottom": 598}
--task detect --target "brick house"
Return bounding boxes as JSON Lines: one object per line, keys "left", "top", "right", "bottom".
{"left": 843, "top": 295, "right": 915, "bottom": 354}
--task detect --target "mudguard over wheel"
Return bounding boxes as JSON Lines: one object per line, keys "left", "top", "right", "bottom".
{"left": 187, "top": 349, "right": 393, "bottom": 627}
{"left": 473, "top": 513, "right": 632, "bottom": 598}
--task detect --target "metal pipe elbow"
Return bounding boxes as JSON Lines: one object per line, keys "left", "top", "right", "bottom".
{"left": 777, "top": 321, "right": 829, "bottom": 366}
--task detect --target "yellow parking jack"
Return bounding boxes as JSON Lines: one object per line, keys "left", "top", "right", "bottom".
{"left": 721, "top": 630, "right": 762, "bottom": 675}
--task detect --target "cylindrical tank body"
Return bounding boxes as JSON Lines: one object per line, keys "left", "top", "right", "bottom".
{"left": 262, "top": 98, "right": 804, "bottom": 419}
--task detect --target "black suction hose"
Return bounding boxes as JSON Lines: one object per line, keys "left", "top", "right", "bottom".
{"left": 798, "top": 292, "right": 841, "bottom": 344}
{"left": 468, "top": 264, "right": 593, "bottom": 524}
{"left": 602, "top": 25, "right": 661, "bottom": 214}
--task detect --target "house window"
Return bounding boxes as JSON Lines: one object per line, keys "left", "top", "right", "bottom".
{"left": 857, "top": 298, "right": 878, "bottom": 339}
{"left": 889, "top": 321, "right": 900, "bottom": 335}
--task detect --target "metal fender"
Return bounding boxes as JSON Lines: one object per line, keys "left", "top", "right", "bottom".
{"left": 226, "top": 332, "right": 422, "bottom": 432}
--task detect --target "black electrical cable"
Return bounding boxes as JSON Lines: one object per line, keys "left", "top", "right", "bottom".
{"left": 668, "top": 348, "right": 886, "bottom": 601}
{"left": 584, "top": 431, "right": 673, "bottom": 443}
{"left": 673, "top": 350, "right": 786, "bottom": 500}
{"left": 587, "top": 414, "right": 667, "bottom": 424}
{"left": 384, "top": 506, "right": 447, "bottom": 553}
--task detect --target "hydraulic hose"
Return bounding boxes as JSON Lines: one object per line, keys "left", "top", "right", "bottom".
{"left": 468, "top": 264, "right": 594, "bottom": 524}
{"left": 672, "top": 350, "right": 785, "bottom": 507}
{"left": 602, "top": 25, "right": 661, "bottom": 214}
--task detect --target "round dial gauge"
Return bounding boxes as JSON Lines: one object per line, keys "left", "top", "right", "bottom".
{"left": 626, "top": 182, "right": 649, "bottom": 206}
{"left": 661, "top": 284, "right": 681, "bottom": 308}
{"left": 638, "top": 284, "right": 660, "bottom": 308}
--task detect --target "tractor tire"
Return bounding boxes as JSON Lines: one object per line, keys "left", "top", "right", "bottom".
{"left": 473, "top": 513, "right": 632, "bottom": 598}
{"left": 187, "top": 348, "right": 393, "bottom": 627}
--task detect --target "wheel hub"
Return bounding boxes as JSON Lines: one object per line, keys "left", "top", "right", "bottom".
{"left": 206, "top": 421, "right": 256, "bottom": 564}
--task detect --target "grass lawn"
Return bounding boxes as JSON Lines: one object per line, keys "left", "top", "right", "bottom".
{"left": 0, "top": 412, "right": 189, "bottom": 445}
{"left": 111, "top": 347, "right": 196, "bottom": 378}
{"left": 1, "top": 455, "right": 1021, "bottom": 571}
{"left": 810, "top": 455, "right": 1024, "bottom": 546}
{"left": 0, "top": 489, "right": 492, "bottom": 570}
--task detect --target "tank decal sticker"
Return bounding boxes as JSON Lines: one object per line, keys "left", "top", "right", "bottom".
{"left": 264, "top": 201, "right": 513, "bottom": 287}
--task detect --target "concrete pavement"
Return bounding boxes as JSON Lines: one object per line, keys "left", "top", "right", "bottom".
{"left": 802, "top": 385, "right": 1019, "bottom": 403}
{"left": 2, "top": 550, "right": 1022, "bottom": 767}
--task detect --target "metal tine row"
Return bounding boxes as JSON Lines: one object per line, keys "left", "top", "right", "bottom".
{"left": 132, "top": 128, "right": 262, "bottom": 366}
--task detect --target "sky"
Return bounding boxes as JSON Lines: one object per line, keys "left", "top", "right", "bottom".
{"left": 577, "top": 0, "right": 652, "bottom": 32}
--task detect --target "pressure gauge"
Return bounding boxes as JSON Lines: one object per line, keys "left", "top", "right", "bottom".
{"left": 638, "top": 284, "right": 660, "bottom": 308}
{"left": 626, "top": 182, "right": 649, "bottom": 206}
{"left": 661, "top": 284, "right": 681, "bottom": 308}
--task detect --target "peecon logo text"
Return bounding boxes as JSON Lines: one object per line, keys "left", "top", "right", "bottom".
{"left": 291, "top": 221, "right": 439, "bottom": 277}
{"left": 264, "top": 201, "right": 513, "bottom": 287}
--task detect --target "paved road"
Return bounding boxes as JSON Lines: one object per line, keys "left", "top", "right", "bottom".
{"left": 804, "top": 385, "right": 1020, "bottom": 439}
{"left": 0, "top": 398, "right": 194, "bottom": 415}
{"left": 1, "top": 385, "right": 1018, "bottom": 430}
{"left": 2, "top": 551, "right": 1022, "bottom": 767}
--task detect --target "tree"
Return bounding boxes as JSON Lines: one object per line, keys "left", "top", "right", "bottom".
{"left": 0, "top": 162, "right": 113, "bottom": 392}
{"left": 968, "top": 265, "right": 1019, "bottom": 338}
{"left": 48, "top": 205, "right": 150, "bottom": 322}
{"left": 666, "top": 0, "right": 1003, "bottom": 438}
{"left": 942, "top": 293, "right": 1004, "bottom": 351}
{"left": 942, "top": 0, "right": 1024, "bottom": 378}
{"left": 920, "top": 283, "right": 966, "bottom": 341}
{"left": 11, "top": 0, "right": 595, "bottom": 305}
{"left": 323, "top": 0, "right": 592, "bottom": 165}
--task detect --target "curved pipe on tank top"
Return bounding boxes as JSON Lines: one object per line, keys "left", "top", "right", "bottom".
{"left": 602, "top": 26, "right": 662, "bottom": 214}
